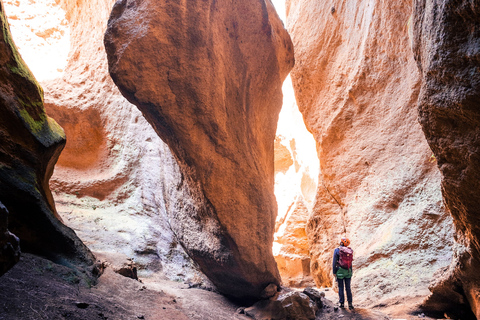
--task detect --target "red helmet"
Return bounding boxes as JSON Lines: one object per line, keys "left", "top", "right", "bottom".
{"left": 340, "top": 237, "right": 350, "bottom": 246}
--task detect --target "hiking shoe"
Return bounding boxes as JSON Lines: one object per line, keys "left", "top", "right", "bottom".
{"left": 339, "top": 303, "right": 345, "bottom": 309}
{"left": 348, "top": 304, "right": 354, "bottom": 310}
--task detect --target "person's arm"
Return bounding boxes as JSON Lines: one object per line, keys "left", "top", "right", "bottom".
{"left": 332, "top": 248, "right": 339, "bottom": 275}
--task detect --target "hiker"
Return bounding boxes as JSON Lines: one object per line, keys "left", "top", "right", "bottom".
{"left": 332, "top": 237, "right": 354, "bottom": 310}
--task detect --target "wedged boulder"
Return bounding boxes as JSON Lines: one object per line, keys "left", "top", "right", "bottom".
{"left": 0, "top": 0, "right": 94, "bottom": 267}
{"left": 0, "top": 202, "right": 20, "bottom": 276}
{"left": 287, "top": 0, "right": 454, "bottom": 308}
{"left": 412, "top": 0, "right": 480, "bottom": 317}
{"left": 105, "top": 0, "right": 294, "bottom": 300}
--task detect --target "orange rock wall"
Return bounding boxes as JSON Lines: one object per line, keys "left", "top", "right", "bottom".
{"left": 287, "top": 0, "right": 455, "bottom": 309}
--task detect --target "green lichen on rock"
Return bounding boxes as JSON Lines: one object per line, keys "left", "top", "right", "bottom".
{"left": 0, "top": 0, "right": 93, "bottom": 269}
{"left": 0, "top": 2, "right": 64, "bottom": 148}
{"left": 18, "top": 108, "right": 45, "bottom": 135}
{"left": 17, "top": 107, "right": 65, "bottom": 148}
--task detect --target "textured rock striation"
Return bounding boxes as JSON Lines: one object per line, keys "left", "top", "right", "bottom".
{"left": 413, "top": 0, "right": 480, "bottom": 317}
{"left": 0, "top": 202, "right": 20, "bottom": 276}
{"left": 105, "top": 0, "right": 294, "bottom": 300}
{"left": 274, "top": 196, "right": 315, "bottom": 288}
{"left": 287, "top": 0, "right": 454, "bottom": 308}
{"left": 0, "top": 0, "right": 93, "bottom": 267}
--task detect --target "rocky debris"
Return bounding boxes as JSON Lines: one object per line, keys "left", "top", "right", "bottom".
{"left": 286, "top": 0, "right": 454, "bottom": 309}
{"left": 245, "top": 299, "right": 286, "bottom": 320}
{"left": 303, "top": 287, "right": 324, "bottom": 309}
{"left": 105, "top": 0, "right": 294, "bottom": 300}
{"left": 0, "top": 0, "right": 94, "bottom": 267}
{"left": 412, "top": 0, "right": 480, "bottom": 318}
{"left": 115, "top": 263, "right": 138, "bottom": 281}
{"left": 278, "top": 291, "right": 317, "bottom": 320}
{"left": 95, "top": 251, "right": 139, "bottom": 280}
{"left": 261, "top": 283, "right": 280, "bottom": 299}
{"left": 244, "top": 291, "right": 317, "bottom": 320}
{"left": 0, "top": 202, "right": 20, "bottom": 276}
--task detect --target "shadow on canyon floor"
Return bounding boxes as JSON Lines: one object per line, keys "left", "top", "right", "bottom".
{"left": 0, "top": 254, "right": 453, "bottom": 320}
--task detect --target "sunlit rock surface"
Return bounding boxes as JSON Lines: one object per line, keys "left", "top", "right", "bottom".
{"left": 413, "top": 0, "right": 480, "bottom": 317}
{"left": 0, "top": 0, "right": 93, "bottom": 267}
{"left": 274, "top": 196, "right": 315, "bottom": 287}
{"left": 3, "top": 0, "right": 70, "bottom": 81}
{"left": 3, "top": 0, "right": 199, "bottom": 280}
{"left": 105, "top": 0, "right": 294, "bottom": 300}
{"left": 287, "top": 0, "right": 454, "bottom": 309}
{"left": 274, "top": 75, "right": 318, "bottom": 288}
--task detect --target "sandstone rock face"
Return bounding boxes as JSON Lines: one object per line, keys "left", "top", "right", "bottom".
{"left": 0, "top": 202, "right": 20, "bottom": 276}
{"left": 287, "top": 0, "right": 454, "bottom": 308}
{"left": 0, "top": 0, "right": 93, "bottom": 267}
{"left": 274, "top": 196, "right": 315, "bottom": 287}
{"left": 3, "top": 0, "right": 204, "bottom": 281}
{"left": 273, "top": 76, "right": 319, "bottom": 288}
{"left": 105, "top": 0, "right": 293, "bottom": 300}
{"left": 413, "top": 0, "right": 480, "bottom": 317}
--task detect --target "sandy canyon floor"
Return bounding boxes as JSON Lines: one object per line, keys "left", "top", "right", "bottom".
{"left": 0, "top": 254, "right": 446, "bottom": 320}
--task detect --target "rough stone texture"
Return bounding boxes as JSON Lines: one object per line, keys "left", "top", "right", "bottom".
{"left": 244, "top": 291, "right": 317, "bottom": 320}
{"left": 0, "top": 202, "right": 20, "bottom": 276}
{"left": 105, "top": 0, "right": 294, "bottom": 300}
{"left": 302, "top": 287, "right": 324, "bottom": 309}
{"left": 273, "top": 76, "right": 319, "bottom": 288}
{"left": 287, "top": 0, "right": 455, "bottom": 308}
{"left": 412, "top": 0, "right": 480, "bottom": 317}
{"left": 0, "top": 0, "right": 93, "bottom": 267}
{"left": 274, "top": 196, "right": 315, "bottom": 287}
{"left": 3, "top": 0, "right": 202, "bottom": 282}
{"left": 278, "top": 291, "right": 317, "bottom": 320}
{"left": 244, "top": 299, "right": 286, "bottom": 320}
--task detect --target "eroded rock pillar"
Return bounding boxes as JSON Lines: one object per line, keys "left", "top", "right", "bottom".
{"left": 105, "top": 0, "right": 294, "bottom": 300}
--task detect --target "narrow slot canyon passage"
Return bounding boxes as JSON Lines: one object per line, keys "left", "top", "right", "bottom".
{"left": 0, "top": 0, "right": 479, "bottom": 320}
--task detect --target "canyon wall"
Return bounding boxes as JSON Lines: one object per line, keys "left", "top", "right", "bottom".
{"left": 413, "top": 0, "right": 480, "bottom": 317}
{"left": 286, "top": 0, "right": 455, "bottom": 310}
{"left": 273, "top": 76, "right": 319, "bottom": 288}
{"left": 3, "top": 0, "right": 201, "bottom": 281}
{"left": 0, "top": 0, "right": 93, "bottom": 268}
{"left": 105, "top": 0, "right": 293, "bottom": 300}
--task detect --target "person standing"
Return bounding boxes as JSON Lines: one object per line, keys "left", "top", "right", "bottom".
{"left": 332, "top": 237, "right": 354, "bottom": 310}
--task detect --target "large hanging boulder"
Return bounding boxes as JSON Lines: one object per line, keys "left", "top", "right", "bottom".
{"left": 104, "top": 0, "right": 293, "bottom": 300}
